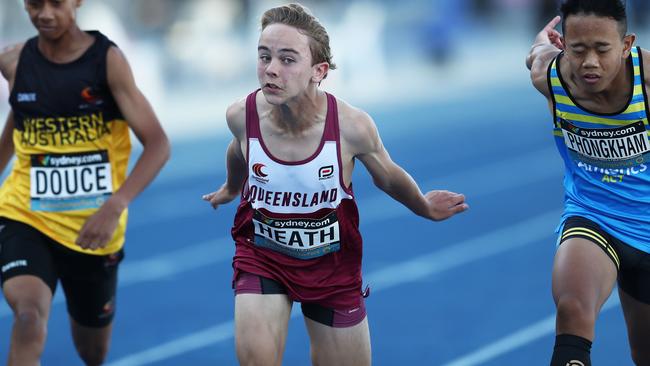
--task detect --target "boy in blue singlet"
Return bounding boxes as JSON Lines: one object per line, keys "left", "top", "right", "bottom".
{"left": 527, "top": 0, "right": 650, "bottom": 365}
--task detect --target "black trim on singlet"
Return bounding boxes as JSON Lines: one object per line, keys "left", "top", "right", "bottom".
{"left": 547, "top": 53, "right": 559, "bottom": 128}
{"left": 636, "top": 46, "right": 650, "bottom": 120}
{"left": 9, "top": 31, "right": 123, "bottom": 131}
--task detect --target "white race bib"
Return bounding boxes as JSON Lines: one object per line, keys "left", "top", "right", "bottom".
{"left": 30, "top": 151, "right": 113, "bottom": 211}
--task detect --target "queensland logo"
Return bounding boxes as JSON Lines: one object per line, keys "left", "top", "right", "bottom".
{"left": 318, "top": 165, "right": 334, "bottom": 180}
{"left": 80, "top": 86, "right": 104, "bottom": 108}
{"left": 566, "top": 361, "right": 585, "bottom": 366}
{"left": 252, "top": 163, "right": 269, "bottom": 183}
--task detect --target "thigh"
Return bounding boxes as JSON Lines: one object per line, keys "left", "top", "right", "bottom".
{"left": 304, "top": 314, "right": 371, "bottom": 366}
{"left": 57, "top": 247, "right": 124, "bottom": 328}
{"left": 234, "top": 273, "right": 293, "bottom": 366}
{"left": 554, "top": 217, "right": 619, "bottom": 305}
{"left": 553, "top": 227, "right": 618, "bottom": 312}
{"left": 0, "top": 217, "right": 58, "bottom": 294}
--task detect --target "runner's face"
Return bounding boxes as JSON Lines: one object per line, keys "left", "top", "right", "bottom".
{"left": 257, "top": 23, "right": 317, "bottom": 104}
{"left": 563, "top": 14, "right": 634, "bottom": 93}
{"left": 24, "top": 0, "right": 80, "bottom": 40}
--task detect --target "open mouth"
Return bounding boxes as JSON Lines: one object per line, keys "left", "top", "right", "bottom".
{"left": 583, "top": 74, "right": 601, "bottom": 84}
{"left": 265, "top": 83, "right": 281, "bottom": 90}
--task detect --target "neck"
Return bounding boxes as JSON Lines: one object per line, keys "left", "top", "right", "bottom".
{"left": 272, "top": 87, "right": 327, "bottom": 132}
{"left": 37, "top": 26, "right": 89, "bottom": 62}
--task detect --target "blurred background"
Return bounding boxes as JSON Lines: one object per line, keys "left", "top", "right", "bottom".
{"left": 1, "top": 0, "right": 649, "bottom": 138}
{"left": 1, "top": 0, "right": 650, "bottom": 365}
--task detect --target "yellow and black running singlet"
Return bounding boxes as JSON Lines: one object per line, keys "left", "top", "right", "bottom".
{"left": 0, "top": 31, "right": 131, "bottom": 255}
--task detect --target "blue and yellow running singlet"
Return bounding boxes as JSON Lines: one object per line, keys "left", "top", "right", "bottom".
{"left": 548, "top": 46, "right": 650, "bottom": 253}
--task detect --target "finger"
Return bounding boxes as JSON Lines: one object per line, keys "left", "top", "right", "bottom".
{"left": 210, "top": 198, "right": 221, "bottom": 209}
{"left": 202, "top": 192, "right": 216, "bottom": 201}
{"left": 78, "top": 231, "right": 98, "bottom": 249}
{"left": 545, "top": 15, "right": 561, "bottom": 30}
{"left": 448, "top": 203, "right": 469, "bottom": 216}
{"left": 93, "top": 237, "right": 109, "bottom": 250}
{"left": 449, "top": 193, "right": 465, "bottom": 204}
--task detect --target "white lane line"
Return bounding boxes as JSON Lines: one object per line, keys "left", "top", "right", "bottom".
{"left": 106, "top": 321, "right": 235, "bottom": 366}
{"left": 441, "top": 295, "right": 621, "bottom": 366}
{"left": 105, "top": 209, "right": 560, "bottom": 366}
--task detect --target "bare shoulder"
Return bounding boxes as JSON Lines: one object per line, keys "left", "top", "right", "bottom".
{"left": 225, "top": 96, "right": 247, "bottom": 140}
{"left": 106, "top": 45, "right": 131, "bottom": 73}
{"left": 335, "top": 97, "right": 380, "bottom": 155}
{"left": 0, "top": 43, "right": 25, "bottom": 81}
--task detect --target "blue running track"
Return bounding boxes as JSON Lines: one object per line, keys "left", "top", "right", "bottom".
{"left": 0, "top": 84, "right": 634, "bottom": 365}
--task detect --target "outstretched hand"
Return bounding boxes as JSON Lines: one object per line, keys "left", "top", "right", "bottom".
{"left": 539, "top": 16, "right": 563, "bottom": 50}
{"left": 422, "top": 190, "right": 469, "bottom": 221}
{"left": 202, "top": 184, "right": 240, "bottom": 210}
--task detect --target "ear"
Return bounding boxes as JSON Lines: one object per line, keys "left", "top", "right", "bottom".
{"left": 622, "top": 33, "right": 636, "bottom": 58}
{"left": 311, "top": 62, "right": 330, "bottom": 84}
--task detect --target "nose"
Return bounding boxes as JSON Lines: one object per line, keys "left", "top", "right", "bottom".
{"left": 265, "top": 58, "right": 280, "bottom": 78}
{"left": 38, "top": 3, "right": 55, "bottom": 22}
{"left": 583, "top": 50, "right": 599, "bottom": 69}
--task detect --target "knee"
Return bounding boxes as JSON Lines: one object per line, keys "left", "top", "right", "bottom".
{"left": 236, "top": 339, "right": 281, "bottom": 366}
{"left": 14, "top": 305, "right": 47, "bottom": 344}
{"left": 76, "top": 343, "right": 109, "bottom": 366}
{"left": 555, "top": 296, "right": 597, "bottom": 329}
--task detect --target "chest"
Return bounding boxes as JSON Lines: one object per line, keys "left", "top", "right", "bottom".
{"left": 258, "top": 120, "right": 326, "bottom": 162}
{"left": 10, "top": 58, "right": 111, "bottom": 127}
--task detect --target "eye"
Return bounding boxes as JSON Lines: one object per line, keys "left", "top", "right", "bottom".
{"left": 259, "top": 54, "right": 271, "bottom": 62}
{"left": 572, "top": 47, "right": 585, "bottom": 55}
{"left": 281, "top": 57, "right": 295, "bottom": 64}
{"left": 597, "top": 48, "right": 610, "bottom": 54}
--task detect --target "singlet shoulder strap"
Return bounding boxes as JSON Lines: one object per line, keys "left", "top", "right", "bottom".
{"left": 323, "top": 92, "right": 340, "bottom": 142}
{"left": 245, "top": 89, "right": 262, "bottom": 139}
{"left": 635, "top": 47, "right": 650, "bottom": 116}
{"left": 547, "top": 52, "right": 563, "bottom": 104}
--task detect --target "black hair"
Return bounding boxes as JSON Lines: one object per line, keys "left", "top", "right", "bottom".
{"left": 560, "top": 0, "right": 627, "bottom": 36}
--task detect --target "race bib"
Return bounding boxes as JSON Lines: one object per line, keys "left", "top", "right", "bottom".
{"left": 561, "top": 119, "right": 650, "bottom": 169}
{"left": 252, "top": 210, "right": 341, "bottom": 260}
{"left": 30, "top": 151, "right": 113, "bottom": 211}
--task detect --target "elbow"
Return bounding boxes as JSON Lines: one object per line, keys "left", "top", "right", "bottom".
{"left": 161, "top": 135, "right": 171, "bottom": 163}
{"left": 525, "top": 54, "right": 534, "bottom": 71}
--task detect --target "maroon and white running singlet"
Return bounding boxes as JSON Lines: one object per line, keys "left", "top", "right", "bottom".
{"left": 231, "top": 90, "right": 363, "bottom": 309}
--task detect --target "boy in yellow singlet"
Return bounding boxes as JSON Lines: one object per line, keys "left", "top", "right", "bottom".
{"left": 0, "top": 1, "right": 170, "bottom": 365}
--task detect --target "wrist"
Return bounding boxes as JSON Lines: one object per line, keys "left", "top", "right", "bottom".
{"left": 106, "top": 194, "right": 128, "bottom": 214}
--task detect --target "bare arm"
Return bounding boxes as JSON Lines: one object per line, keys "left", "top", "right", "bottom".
{"left": 202, "top": 100, "right": 248, "bottom": 209}
{"left": 0, "top": 44, "right": 23, "bottom": 176}
{"left": 0, "top": 112, "right": 14, "bottom": 176}
{"left": 348, "top": 111, "right": 468, "bottom": 221}
{"left": 76, "top": 46, "right": 170, "bottom": 250}
{"left": 526, "top": 16, "right": 564, "bottom": 97}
